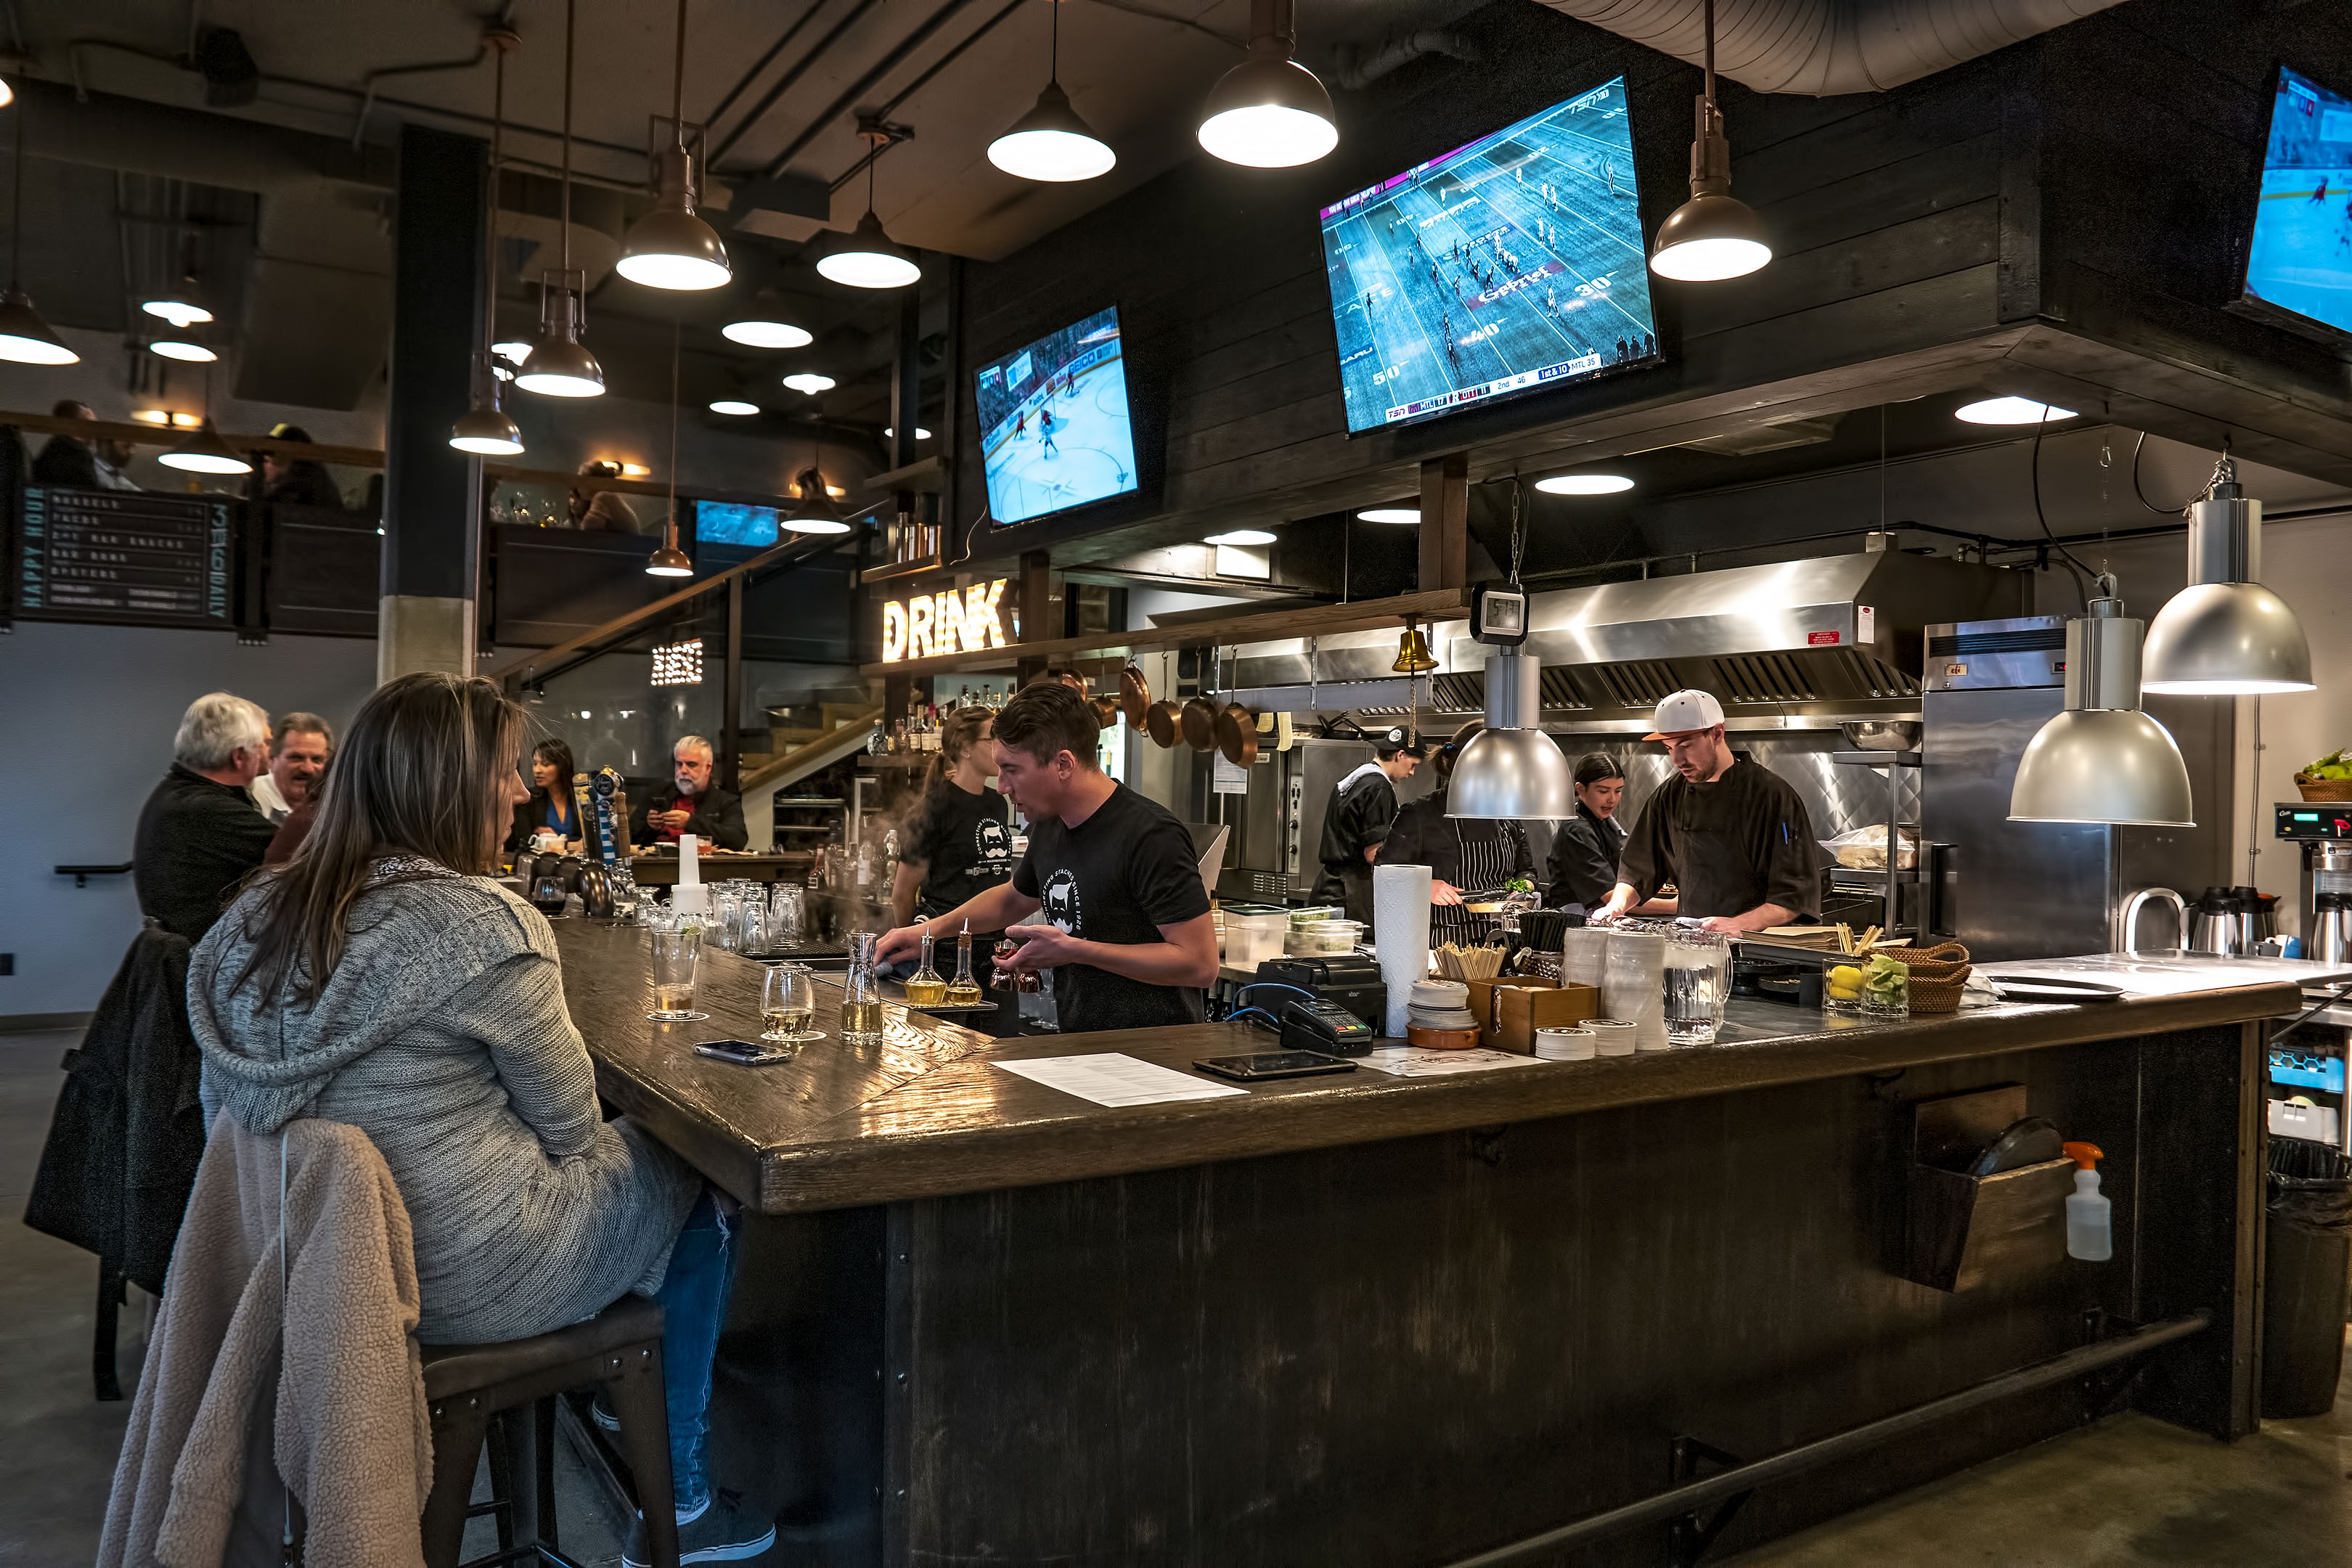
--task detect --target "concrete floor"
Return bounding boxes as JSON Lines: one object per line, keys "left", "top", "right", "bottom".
{"left": 4, "top": 1024, "right": 2348, "bottom": 1567}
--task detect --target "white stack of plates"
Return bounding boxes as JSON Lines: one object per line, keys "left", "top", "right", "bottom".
{"left": 1585, "top": 1018, "right": 1638, "bottom": 1057}
{"left": 1408, "top": 979, "right": 1476, "bottom": 1031}
{"left": 1533, "top": 1026, "right": 1596, "bottom": 1061}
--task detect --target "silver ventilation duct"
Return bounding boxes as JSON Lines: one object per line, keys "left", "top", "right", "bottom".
{"left": 1532, "top": 0, "right": 2126, "bottom": 97}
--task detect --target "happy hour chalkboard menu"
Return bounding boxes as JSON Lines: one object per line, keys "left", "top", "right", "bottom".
{"left": 16, "top": 486, "right": 233, "bottom": 628}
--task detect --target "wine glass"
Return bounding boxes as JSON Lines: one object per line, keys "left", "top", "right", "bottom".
{"left": 529, "top": 871, "right": 568, "bottom": 918}
{"left": 761, "top": 962, "right": 822, "bottom": 1043}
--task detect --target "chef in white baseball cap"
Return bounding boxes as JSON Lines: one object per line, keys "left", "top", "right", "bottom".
{"left": 1591, "top": 689, "right": 1824, "bottom": 933}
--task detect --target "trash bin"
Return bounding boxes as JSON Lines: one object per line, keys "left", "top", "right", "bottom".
{"left": 2261, "top": 1135, "right": 2352, "bottom": 1419}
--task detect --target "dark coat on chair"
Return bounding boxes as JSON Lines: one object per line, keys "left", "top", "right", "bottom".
{"left": 24, "top": 923, "right": 206, "bottom": 1296}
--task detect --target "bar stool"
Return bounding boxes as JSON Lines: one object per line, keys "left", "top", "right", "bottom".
{"left": 418, "top": 1293, "right": 680, "bottom": 1568}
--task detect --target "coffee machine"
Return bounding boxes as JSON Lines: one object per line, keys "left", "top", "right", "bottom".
{"left": 2275, "top": 804, "right": 2352, "bottom": 963}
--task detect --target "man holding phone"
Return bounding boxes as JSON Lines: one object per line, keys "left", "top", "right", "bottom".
{"left": 876, "top": 680, "right": 1218, "bottom": 1032}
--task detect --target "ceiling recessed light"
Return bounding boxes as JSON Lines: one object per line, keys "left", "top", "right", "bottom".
{"left": 722, "top": 319, "right": 813, "bottom": 349}
{"left": 1357, "top": 507, "right": 1419, "bottom": 524}
{"left": 882, "top": 426, "right": 932, "bottom": 440}
{"left": 1206, "top": 528, "right": 1277, "bottom": 546}
{"left": 1535, "top": 473, "right": 1635, "bottom": 495}
{"left": 782, "top": 372, "right": 835, "bottom": 396}
{"left": 709, "top": 399, "right": 760, "bottom": 416}
{"left": 1955, "top": 396, "right": 2075, "bottom": 426}
{"left": 150, "top": 339, "right": 217, "bottom": 363}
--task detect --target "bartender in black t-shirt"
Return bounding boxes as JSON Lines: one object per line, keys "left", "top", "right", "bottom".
{"left": 1592, "top": 690, "right": 1823, "bottom": 933}
{"left": 876, "top": 681, "right": 1217, "bottom": 1032}
{"left": 890, "top": 706, "right": 1015, "bottom": 932}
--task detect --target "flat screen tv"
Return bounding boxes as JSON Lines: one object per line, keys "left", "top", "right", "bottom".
{"left": 976, "top": 305, "right": 1138, "bottom": 525}
{"left": 696, "top": 500, "right": 779, "bottom": 546}
{"left": 2242, "top": 65, "right": 2352, "bottom": 344}
{"left": 1320, "top": 75, "right": 1659, "bottom": 434}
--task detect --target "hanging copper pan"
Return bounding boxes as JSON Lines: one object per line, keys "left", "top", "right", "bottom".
{"left": 1119, "top": 663, "right": 1151, "bottom": 727}
{"left": 1217, "top": 701, "right": 1259, "bottom": 767}
{"left": 1180, "top": 690, "right": 1220, "bottom": 751}
{"left": 1090, "top": 693, "right": 1120, "bottom": 730}
{"left": 1145, "top": 695, "right": 1183, "bottom": 748}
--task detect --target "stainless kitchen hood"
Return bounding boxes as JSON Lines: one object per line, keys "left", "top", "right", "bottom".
{"left": 1221, "top": 548, "right": 2028, "bottom": 728}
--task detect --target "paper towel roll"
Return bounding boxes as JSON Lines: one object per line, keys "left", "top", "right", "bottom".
{"left": 1373, "top": 863, "right": 1433, "bottom": 1037}
{"left": 1561, "top": 926, "right": 1609, "bottom": 990}
{"left": 1603, "top": 929, "right": 1669, "bottom": 1052}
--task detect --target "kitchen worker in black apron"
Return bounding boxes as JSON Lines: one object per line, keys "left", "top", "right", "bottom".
{"left": 1376, "top": 722, "right": 1535, "bottom": 948}
{"left": 1311, "top": 730, "right": 1422, "bottom": 928}
{"left": 1594, "top": 690, "right": 1823, "bottom": 933}
{"left": 1545, "top": 751, "right": 1633, "bottom": 914}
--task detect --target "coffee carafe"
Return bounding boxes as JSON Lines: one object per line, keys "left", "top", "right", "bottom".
{"left": 2189, "top": 887, "right": 2247, "bottom": 957}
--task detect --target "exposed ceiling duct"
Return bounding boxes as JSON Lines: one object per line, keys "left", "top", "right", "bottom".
{"left": 1328, "top": 31, "right": 1482, "bottom": 91}
{"left": 1529, "top": 0, "right": 2126, "bottom": 96}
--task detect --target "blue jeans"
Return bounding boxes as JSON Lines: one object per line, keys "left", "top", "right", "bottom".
{"left": 653, "top": 1190, "right": 735, "bottom": 1511}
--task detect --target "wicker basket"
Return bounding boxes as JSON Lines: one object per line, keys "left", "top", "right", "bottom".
{"left": 2295, "top": 773, "right": 2352, "bottom": 803}
{"left": 1871, "top": 941, "right": 1970, "bottom": 967}
{"left": 1906, "top": 968, "right": 1972, "bottom": 1013}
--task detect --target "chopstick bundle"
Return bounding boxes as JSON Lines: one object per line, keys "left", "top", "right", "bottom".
{"left": 1433, "top": 942, "right": 1506, "bottom": 981}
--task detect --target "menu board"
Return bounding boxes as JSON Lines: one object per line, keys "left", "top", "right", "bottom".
{"left": 16, "top": 486, "right": 234, "bottom": 627}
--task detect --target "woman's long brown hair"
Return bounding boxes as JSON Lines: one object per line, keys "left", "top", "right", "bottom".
{"left": 232, "top": 672, "right": 526, "bottom": 1004}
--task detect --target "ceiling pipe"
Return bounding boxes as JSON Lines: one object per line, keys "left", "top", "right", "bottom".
{"left": 1530, "top": 0, "right": 2126, "bottom": 95}
{"left": 1328, "top": 30, "right": 1479, "bottom": 91}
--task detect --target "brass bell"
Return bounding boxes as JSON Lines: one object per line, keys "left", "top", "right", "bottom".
{"left": 1392, "top": 616, "right": 1437, "bottom": 674}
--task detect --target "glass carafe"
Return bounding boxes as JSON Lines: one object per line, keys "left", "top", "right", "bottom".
{"left": 904, "top": 932, "right": 947, "bottom": 1005}
{"left": 842, "top": 931, "right": 885, "bottom": 1041}
{"left": 1662, "top": 927, "right": 1732, "bottom": 1045}
{"left": 943, "top": 925, "right": 984, "bottom": 1005}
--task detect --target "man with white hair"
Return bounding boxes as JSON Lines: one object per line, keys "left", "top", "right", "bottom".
{"left": 629, "top": 734, "right": 748, "bottom": 851}
{"left": 133, "top": 693, "right": 279, "bottom": 942}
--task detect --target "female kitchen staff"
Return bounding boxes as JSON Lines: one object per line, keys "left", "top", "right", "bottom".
{"left": 506, "top": 738, "right": 582, "bottom": 852}
{"left": 1375, "top": 722, "right": 1535, "bottom": 949}
{"left": 1545, "top": 752, "right": 1631, "bottom": 913}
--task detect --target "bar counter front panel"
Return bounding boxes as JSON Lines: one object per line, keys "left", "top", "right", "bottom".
{"left": 552, "top": 922, "right": 2275, "bottom": 1566}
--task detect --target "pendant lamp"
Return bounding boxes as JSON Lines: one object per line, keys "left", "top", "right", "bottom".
{"left": 1447, "top": 648, "right": 1576, "bottom": 820}
{"left": 518, "top": 0, "right": 604, "bottom": 396}
{"left": 817, "top": 152, "right": 920, "bottom": 290}
{"left": 989, "top": 1, "right": 1114, "bottom": 182}
{"left": 452, "top": 25, "right": 526, "bottom": 454}
{"left": 646, "top": 324, "right": 695, "bottom": 576}
{"left": 159, "top": 417, "right": 252, "bottom": 475}
{"left": 617, "top": 0, "right": 731, "bottom": 290}
{"left": 783, "top": 462, "right": 850, "bottom": 534}
{"left": 0, "top": 91, "right": 73, "bottom": 365}
{"left": 2009, "top": 577, "right": 2194, "bottom": 827}
{"left": 1196, "top": 0, "right": 1336, "bottom": 168}
{"left": 140, "top": 274, "right": 213, "bottom": 329}
{"left": 1649, "top": 0, "right": 1769, "bottom": 283}
{"left": 2140, "top": 448, "right": 2314, "bottom": 695}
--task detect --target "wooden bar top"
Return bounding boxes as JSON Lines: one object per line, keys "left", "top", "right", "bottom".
{"left": 551, "top": 921, "right": 2300, "bottom": 1216}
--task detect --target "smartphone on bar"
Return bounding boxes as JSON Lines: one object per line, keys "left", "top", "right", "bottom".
{"left": 693, "top": 1039, "right": 796, "bottom": 1066}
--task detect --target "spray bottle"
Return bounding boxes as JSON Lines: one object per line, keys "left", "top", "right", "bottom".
{"left": 2062, "top": 1141, "right": 2110, "bottom": 1262}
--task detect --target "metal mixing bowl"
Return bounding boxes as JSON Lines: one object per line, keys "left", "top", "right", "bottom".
{"left": 1839, "top": 719, "right": 1924, "bottom": 751}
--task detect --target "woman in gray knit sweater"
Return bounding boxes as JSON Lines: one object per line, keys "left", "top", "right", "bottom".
{"left": 189, "top": 672, "right": 773, "bottom": 1567}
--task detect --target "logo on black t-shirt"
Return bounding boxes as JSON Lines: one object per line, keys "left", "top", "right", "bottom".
{"left": 974, "top": 817, "right": 1012, "bottom": 867}
{"left": 1040, "top": 867, "right": 1082, "bottom": 934}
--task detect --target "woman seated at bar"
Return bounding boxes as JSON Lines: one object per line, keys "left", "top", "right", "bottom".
{"left": 1376, "top": 722, "right": 1535, "bottom": 948}
{"left": 507, "top": 735, "right": 584, "bottom": 853}
{"left": 877, "top": 679, "right": 1218, "bottom": 1031}
{"left": 187, "top": 672, "right": 773, "bottom": 1567}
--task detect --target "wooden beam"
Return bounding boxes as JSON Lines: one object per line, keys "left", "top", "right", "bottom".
{"left": 1418, "top": 454, "right": 1467, "bottom": 591}
{"left": 858, "top": 586, "right": 1470, "bottom": 678}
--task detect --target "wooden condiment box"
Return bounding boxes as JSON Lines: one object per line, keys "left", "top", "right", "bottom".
{"left": 1463, "top": 976, "right": 1600, "bottom": 1053}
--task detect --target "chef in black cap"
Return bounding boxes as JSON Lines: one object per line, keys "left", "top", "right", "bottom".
{"left": 1312, "top": 729, "right": 1423, "bottom": 928}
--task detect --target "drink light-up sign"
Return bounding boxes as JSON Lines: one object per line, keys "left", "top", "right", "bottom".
{"left": 882, "top": 579, "right": 1010, "bottom": 662}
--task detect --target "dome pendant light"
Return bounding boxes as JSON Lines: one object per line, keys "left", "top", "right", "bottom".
{"left": 160, "top": 369, "right": 251, "bottom": 475}
{"left": 617, "top": 0, "right": 731, "bottom": 290}
{"left": 989, "top": 1, "right": 1115, "bottom": 183}
{"left": 2009, "top": 576, "right": 2194, "bottom": 827}
{"left": 1649, "top": 0, "right": 1770, "bottom": 283}
{"left": 0, "top": 89, "right": 74, "bottom": 365}
{"left": 518, "top": 0, "right": 604, "bottom": 397}
{"left": 646, "top": 325, "right": 695, "bottom": 576}
{"left": 1197, "top": 0, "right": 1336, "bottom": 169}
{"left": 452, "top": 25, "right": 526, "bottom": 455}
{"left": 783, "top": 457, "right": 851, "bottom": 534}
{"left": 817, "top": 149, "right": 920, "bottom": 290}
{"left": 2140, "top": 446, "right": 2314, "bottom": 695}
{"left": 1447, "top": 494, "right": 1574, "bottom": 820}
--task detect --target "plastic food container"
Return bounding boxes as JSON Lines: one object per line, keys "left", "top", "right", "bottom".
{"left": 1224, "top": 910, "right": 1291, "bottom": 969}
{"left": 1286, "top": 918, "right": 1365, "bottom": 956}
{"left": 1288, "top": 905, "right": 1342, "bottom": 929}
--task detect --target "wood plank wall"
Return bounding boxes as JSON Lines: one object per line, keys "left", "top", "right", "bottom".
{"left": 952, "top": 0, "right": 2352, "bottom": 569}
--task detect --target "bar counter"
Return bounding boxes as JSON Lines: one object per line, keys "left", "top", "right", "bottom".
{"left": 550, "top": 920, "right": 2290, "bottom": 1566}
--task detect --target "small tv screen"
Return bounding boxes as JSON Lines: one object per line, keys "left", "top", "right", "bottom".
{"left": 2242, "top": 65, "right": 2352, "bottom": 342}
{"left": 1320, "top": 75, "right": 1658, "bottom": 434}
{"left": 696, "top": 500, "right": 779, "bottom": 546}
{"left": 976, "top": 305, "right": 1138, "bottom": 525}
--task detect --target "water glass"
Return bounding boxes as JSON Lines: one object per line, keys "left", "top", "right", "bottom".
{"left": 647, "top": 927, "right": 706, "bottom": 1021}
{"left": 769, "top": 884, "right": 804, "bottom": 944}
{"left": 1662, "top": 928, "right": 1732, "bottom": 1046}
{"left": 761, "top": 961, "right": 822, "bottom": 1044}
{"left": 608, "top": 862, "right": 639, "bottom": 921}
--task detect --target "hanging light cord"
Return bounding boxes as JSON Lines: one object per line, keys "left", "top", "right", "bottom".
{"left": 481, "top": 38, "right": 505, "bottom": 357}
{"left": 1050, "top": 0, "right": 1060, "bottom": 83}
{"left": 1702, "top": 0, "right": 1716, "bottom": 113}
{"left": 8, "top": 84, "right": 23, "bottom": 288}
{"left": 2030, "top": 415, "right": 2094, "bottom": 611}
{"left": 560, "top": 0, "right": 573, "bottom": 274}
{"left": 672, "top": 0, "right": 688, "bottom": 145}
{"left": 666, "top": 319, "right": 682, "bottom": 547}
{"left": 2128, "top": 429, "right": 2205, "bottom": 515}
